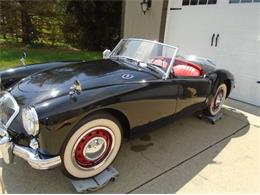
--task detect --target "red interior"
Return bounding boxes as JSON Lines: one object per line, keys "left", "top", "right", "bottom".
{"left": 173, "top": 58, "right": 203, "bottom": 77}
{"left": 149, "top": 57, "right": 204, "bottom": 77}
{"left": 173, "top": 64, "right": 201, "bottom": 77}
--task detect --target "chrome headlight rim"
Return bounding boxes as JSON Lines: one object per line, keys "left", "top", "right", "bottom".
{"left": 22, "top": 106, "right": 39, "bottom": 136}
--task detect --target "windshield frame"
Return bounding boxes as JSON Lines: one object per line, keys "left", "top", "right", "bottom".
{"left": 109, "top": 38, "right": 179, "bottom": 80}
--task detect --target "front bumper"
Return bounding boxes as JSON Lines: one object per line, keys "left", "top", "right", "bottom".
{"left": 0, "top": 128, "right": 61, "bottom": 170}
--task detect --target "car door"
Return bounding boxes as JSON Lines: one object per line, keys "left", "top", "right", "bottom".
{"left": 116, "top": 79, "right": 180, "bottom": 130}
{"left": 172, "top": 76, "right": 211, "bottom": 114}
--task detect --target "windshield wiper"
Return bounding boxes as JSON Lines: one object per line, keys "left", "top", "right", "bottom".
{"left": 111, "top": 56, "right": 165, "bottom": 75}
{"left": 110, "top": 56, "right": 140, "bottom": 65}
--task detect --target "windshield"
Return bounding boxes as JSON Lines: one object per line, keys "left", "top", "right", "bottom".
{"left": 110, "top": 39, "right": 178, "bottom": 78}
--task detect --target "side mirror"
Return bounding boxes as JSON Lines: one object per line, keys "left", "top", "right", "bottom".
{"left": 103, "top": 49, "right": 111, "bottom": 59}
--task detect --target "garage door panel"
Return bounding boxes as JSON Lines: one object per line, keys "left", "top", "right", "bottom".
{"left": 165, "top": 0, "right": 260, "bottom": 106}
{"left": 230, "top": 75, "right": 260, "bottom": 106}
{"left": 169, "top": 30, "right": 214, "bottom": 57}
{"left": 218, "top": 5, "right": 260, "bottom": 30}
{"left": 217, "top": 52, "right": 260, "bottom": 78}
{"left": 219, "top": 31, "right": 260, "bottom": 54}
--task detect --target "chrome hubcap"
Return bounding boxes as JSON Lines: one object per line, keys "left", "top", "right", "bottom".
{"left": 215, "top": 92, "right": 224, "bottom": 107}
{"left": 83, "top": 137, "right": 107, "bottom": 161}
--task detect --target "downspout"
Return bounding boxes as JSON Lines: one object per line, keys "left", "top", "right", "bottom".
{"left": 159, "top": 0, "right": 169, "bottom": 42}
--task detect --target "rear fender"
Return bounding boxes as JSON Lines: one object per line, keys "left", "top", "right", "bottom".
{"left": 207, "top": 69, "right": 235, "bottom": 104}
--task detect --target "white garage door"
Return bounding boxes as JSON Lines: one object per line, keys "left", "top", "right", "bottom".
{"left": 164, "top": 0, "right": 260, "bottom": 106}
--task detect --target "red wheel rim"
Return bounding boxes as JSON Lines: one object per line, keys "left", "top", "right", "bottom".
{"left": 74, "top": 128, "right": 113, "bottom": 168}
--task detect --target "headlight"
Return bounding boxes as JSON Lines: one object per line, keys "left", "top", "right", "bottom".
{"left": 22, "top": 107, "right": 39, "bottom": 136}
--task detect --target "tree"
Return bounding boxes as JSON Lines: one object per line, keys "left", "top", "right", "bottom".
{"left": 18, "top": 0, "right": 36, "bottom": 44}
{"left": 64, "top": 0, "right": 122, "bottom": 50}
{"left": 0, "top": 0, "right": 65, "bottom": 45}
{"left": 0, "top": 0, "right": 123, "bottom": 50}
{"left": 0, "top": 1, "right": 21, "bottom": 42}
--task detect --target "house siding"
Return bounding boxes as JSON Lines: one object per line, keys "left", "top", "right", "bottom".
{"left": 123, "top": 0, "right": 165, "bottom": 41}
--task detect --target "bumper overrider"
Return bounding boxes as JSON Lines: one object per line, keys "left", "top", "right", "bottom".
{"left": 0, "top": 92, "right": 61, "bottom": 170}
{"left": 0, "top": 130, "right": 61, "bottom": 170}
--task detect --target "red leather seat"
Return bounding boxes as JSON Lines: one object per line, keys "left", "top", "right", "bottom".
{"left": 149, "top": 57, "right": 204, "bottom": 77}
{"left": 173, "top": 64, "right": 201, "bottom": 77}
{"left": 172, "top": 58, "right": 203, "bottom": 77}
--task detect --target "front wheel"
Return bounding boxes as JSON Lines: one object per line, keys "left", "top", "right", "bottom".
{"left": 205, "top": 83, "right": 227, "bottom": 116}
{"left": 61, "top": 113, "right": 122, "bottom": 179}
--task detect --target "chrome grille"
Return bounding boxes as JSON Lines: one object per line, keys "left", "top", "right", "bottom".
{"left": 0, "top": 92, "right": 19, "bottom": 129}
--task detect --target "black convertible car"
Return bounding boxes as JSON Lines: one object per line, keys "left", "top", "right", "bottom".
{"left": 0, "top": 38, "right": 234, "bottom": 179}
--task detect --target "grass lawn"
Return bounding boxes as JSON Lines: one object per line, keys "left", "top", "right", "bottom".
{"left": 0, "top": 46, "right": 102, "bottom": 70}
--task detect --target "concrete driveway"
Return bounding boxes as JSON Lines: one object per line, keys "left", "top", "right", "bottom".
{"left": 0, "top": 99, "right": 259, "bottom": 193}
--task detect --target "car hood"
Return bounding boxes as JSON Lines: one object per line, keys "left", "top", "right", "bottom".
{"left": 10, "top": 59, "right": 156, "bottom": 106}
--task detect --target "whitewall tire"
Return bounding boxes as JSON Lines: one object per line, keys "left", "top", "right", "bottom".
{"left": 208, "top": 83, "right": 227, "bottom": 116}
{"left": 61, "top": 113, "right": 122, "bottom": 179}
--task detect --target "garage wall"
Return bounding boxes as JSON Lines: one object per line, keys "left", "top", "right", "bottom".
{"left": 123, "top": 0, "right": 167, "bottom": 41}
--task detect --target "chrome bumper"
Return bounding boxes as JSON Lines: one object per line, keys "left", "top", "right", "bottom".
{"left": 0, "top": 129, "right": 61, "bottom": 170}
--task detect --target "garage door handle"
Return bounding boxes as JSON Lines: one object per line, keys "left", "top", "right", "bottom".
{"left": 257, "top": 81, "right": 260, "bottom": 84}
{"left": 215, "top": 34, "right": 219, "bottom": 47}
{"left": 211, "top": 33, "right": 215, "bottom": 46}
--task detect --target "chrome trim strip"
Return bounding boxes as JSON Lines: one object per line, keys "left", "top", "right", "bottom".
{"left": 109, "top": 38, "right": 179, "bottom": 80}
{"left": 163, "top": 47, "right": 179, "bottom": 80}
{"left": 115, "top": 38, "right": 179, "bottom": 49}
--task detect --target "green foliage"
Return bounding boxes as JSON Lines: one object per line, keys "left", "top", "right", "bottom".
{"left": 0, "top": 46, "right": 101, "bottom": 70}
{"left": 64, "top": 0, "right": 122, "bottom": 50}
{"left": 0, "top": 0, "right": 122, "bottom": 50}
{"left": 0, "top": 0, "right": 65, "bottom": 45}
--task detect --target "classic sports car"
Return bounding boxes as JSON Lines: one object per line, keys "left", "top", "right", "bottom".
{"left": 0, "top": 38, "right": 234, "bottom": 179}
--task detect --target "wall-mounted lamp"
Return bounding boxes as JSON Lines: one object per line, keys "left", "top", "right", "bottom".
{"left": 140, "top": 0, "right": 152, "bottom": 15}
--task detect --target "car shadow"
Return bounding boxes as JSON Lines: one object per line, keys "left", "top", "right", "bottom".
{"left": 0, "top": 107, "right": 250, "bottom": 193}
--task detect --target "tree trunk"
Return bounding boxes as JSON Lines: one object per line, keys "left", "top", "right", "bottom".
{"left": 19, "top": 1, "right": 33, "bottom": 45}
{"left": 14, "top": 14, "right": 18, "bottom": 43}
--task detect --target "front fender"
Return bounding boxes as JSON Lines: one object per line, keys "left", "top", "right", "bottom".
{"left": 0, "top": 62, "right": 77, "bottom": 89}
{"left": 35, "top": 83, "right": 147, "bottom": 155}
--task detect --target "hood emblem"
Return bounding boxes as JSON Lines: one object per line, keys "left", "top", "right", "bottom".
{"left": 69, "top": 80, "right": 82, "bottom": 96}
{"left": 122, "top": 74, "right": 134, "bottom": 80}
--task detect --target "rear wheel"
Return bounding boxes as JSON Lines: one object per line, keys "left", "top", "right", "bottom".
{"left": 205, "top": 83, "right": 227, "bottom": 116}
{"left": 61, "top": 113, "right": 122, "bottom": 179}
